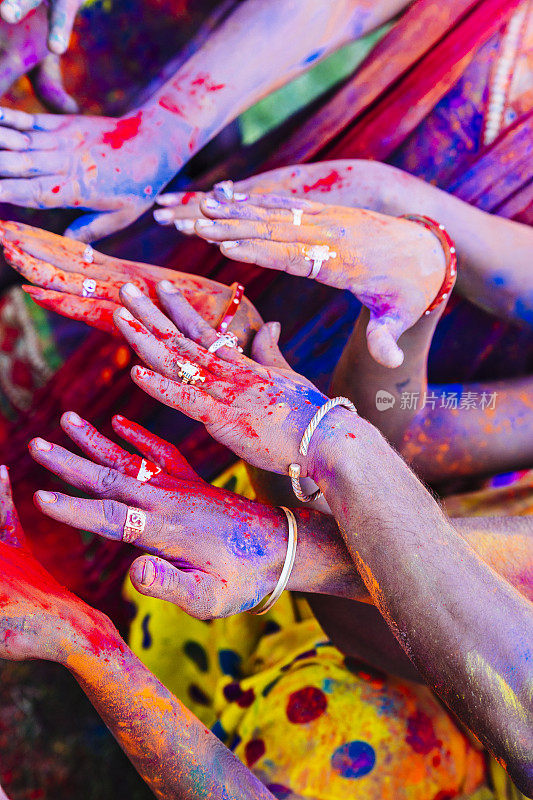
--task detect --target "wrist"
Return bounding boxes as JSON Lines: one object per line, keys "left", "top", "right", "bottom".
{"left": 57, "top": 607, "right": 122, "bottom": 670}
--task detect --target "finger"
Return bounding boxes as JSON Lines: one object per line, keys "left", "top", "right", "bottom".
{"left": 154, "top": 190, "right": 205, "bottom": 226}
{"left": 0, "top": 176, "right": 68, "bottom": 207}
{"left": 195, "top": 217, "right": 320, "bottom": 245}
{"left": 251, "top": 321, "right": 291, "bottom": 370}
{"left": 119, "top": 283, "right": 181, "bottom": 339}
{"left": 156, "top": 282, "right": 243, "bottom": 363}
{"left": 365, "top": 313, "right": 405, "bottom": 369}
{"left": 113, "top": 306, "right": 179, "bottom": 377}
{"left": 219, "top": 239, "right": 316, "bottom": 278}
{"left": 200, "top": 197, "right": 299, "bottom": 224}
{"left": 244, "top": 192, "right": 323, "bottom": 213}
{"left": 131, "top": 365, "right": 227, "bottom": 420}
{"left": 33, "top": 490, "right": 165, "bottom": 548}
{"left": 130, "top": 556, "right": 220, "bottom": 619}
{"left": 0, "top": 464, "right": 26, "bottom": 548}
{"left": 0, "top": 106, "right": 38, "bottom": 130}
{"left": 2, "top": 241, "right": 121, "bottom": 299}
{"left": 0, "top": 150, "right": 68, "bottom": 177}
{"left": 48, "top": 0, "right": 80, "bottom": 54}
{"left": 112, "top": 415, "right": 200, "bottom": 482}
{"left": 33, "top": 53, "right": 79, "bottom": 113}
{"left": 22, "top": 285, "right": 119, "bottom": 334}
{"left": 1, "top": 0, "right": 40, "bottom": 23}
{"left": 0, "top": 125, "right": 32, "bottom": 150}
{"left": 29, "top": 438, "right": 157, "bottom": 507}
{"left": 64, "top": 208, "right": 140, "bottom": 243}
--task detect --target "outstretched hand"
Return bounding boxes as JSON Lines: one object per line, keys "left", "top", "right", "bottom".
{"left": 0, "top": 220, "right": 262, "bottom": 339}
{"left": 0, "top": 465, "right": 114, "bottom": 664}
{"left": 0, "top": 0, "right": 83, "bottom": 55}
{"left": 30, "top": 412, "right": 292, "bottom": 618}
{"left": 113, "top": 283, "right": 337, "bottom": 477}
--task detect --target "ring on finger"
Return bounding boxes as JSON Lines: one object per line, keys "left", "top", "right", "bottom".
{"left": 123, "top": 507, "right": 146, "bottom": 544}
{"left": 136, "top": 458, "right": 162, "bottom": 483}
{"left": 207, "top": 332, "right": 243, "bottom": 355}
{"left": 291, "top": 208, "right": 303, "bottom": 227}
{"left": 176, "top": 360, "right": 206, "bottom": 385}
{"left": 82, "top": 278, "right": 97, "bottom": 297}
{"left": 83, "top": 245, "right": 94, "bottom": 264}
{"left": 303, "top": 244, "right": 336, "bottom": 280}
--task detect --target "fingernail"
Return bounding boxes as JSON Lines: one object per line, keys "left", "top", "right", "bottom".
{"left": 158, "top": 279, "right": 178, "bottom": 293}
{"left": 117, "top": 306, "right": 134, "bottom": 321}
{"left": 36, "top": 490, "right": 57, "bottom": 504}
{"left": 0, "top": 465, "right": 8, "bottom": 480}
{"left": 122, "top": 283, "right": 142, "bottom": 298}
{"left": 270, "top": 321, "right": 281, "bottom": 341}
{"left": 33, "top": 438, "right": 52, "bottom": 451}
{"left": 153, "top": 208, "right": 174, "bottom": 223}
{"left": 66, "top": 411, "right": 84, "bottom": 427}
{"left": 196, "top": 219, "right": 215, "bottom": 229}
{"left": 214, "top": 181, "right": 233, "bottom": 200}
{"left": 141, "top": 559, "right": 156, "bottom": 586}
{"left": 222, "top": 240, "right": 239, "bottom": 249}
{"left": 234, "top": 193, "right": 248, "bottom": 201}
{"left": 174, "top": 219, "right": 195, "bottom": 233}
{"left": 204, "top": 198, "right": 221, "bottom": 210}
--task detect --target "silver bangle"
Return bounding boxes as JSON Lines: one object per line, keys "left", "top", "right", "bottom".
{"left": 248, "top": 506, "right": 297, "bottom": 615}
{"left": 289, "top": 396, "right": 357, "bottom": 503}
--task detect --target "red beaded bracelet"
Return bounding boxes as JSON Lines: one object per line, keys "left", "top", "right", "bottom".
{"left": 216, "top": 281, "right": 245, "bottom": 333}
{"left": 401, "top": 214, "right": 457, "bottom": 314}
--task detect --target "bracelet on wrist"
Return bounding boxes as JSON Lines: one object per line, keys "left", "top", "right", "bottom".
{"left": 400, "top": 214, "right": 457, "bottom": 314}
{"left": 288, "top": 397, "right": 358, "bottom": 503}
{"left": 248, "top": 506, "right": 297, "bottom": 615}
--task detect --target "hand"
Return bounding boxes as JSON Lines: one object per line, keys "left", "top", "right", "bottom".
{"left": 30, "top": 412, "right": 291, "bottom": 618}
{"left": 0, "top": 219, "right": 263, "bottom": 339}
{"left": 0, "top": 0, "right": 83, "bottom": 55}
{"left": 0, "top": 105, "right": 185, "bottom": 241}
{"left": 189, "top": 193, "right": 446, "bottom": 368}
{"left": 0, "top": 9, "right": 77, "bottom": 112}
{"left": 0, "top": 464, "right": 115, "bottom": 663}
{"left": 112, "top": 283, "right": 352, "bottom": 478}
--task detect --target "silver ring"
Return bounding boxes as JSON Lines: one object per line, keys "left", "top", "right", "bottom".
{"left": 303, "top": 244, "right": 336, "bottom": 280}
{"left": 292, "top": 208, "right": 303, "bottom": 227}
{"left": 307, "top": 259, "right": 323, "bottom": 279}
{"left": 122, "top": 507, "right": 146, "bottom": 544}
{"left": 176, "top": 360, "right": 206, "bottom": 385}
{"left": 82, "top": 278, "right": 97, "bottom": 297}
{"left": 207, "top": 332, "right": 243, "bottom": 355}
{"left": 83, "top": 245, "right": 94, "bottom": 264}
{"left": 136, "top": 458, "right": 161, "bottom": 483}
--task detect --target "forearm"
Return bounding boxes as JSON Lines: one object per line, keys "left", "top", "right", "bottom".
{"left": 137, "top": 1, "right": 408, "bottom": 168}
{"left": 310, "top": 414, "right": 533, "bottom": 789}
{"left": 64, "top": 632, "right": 273, "bottom": 800}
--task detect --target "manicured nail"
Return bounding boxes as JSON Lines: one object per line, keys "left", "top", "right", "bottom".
{"left": 117, "top": 306, "right": 134, "bottom": 321}
{"left": 158, "top": 279, "right": 178, "bottom": 293}
{"left": 153, "top": 208, "right": 174, "bottom": 223}
{"left": 2, "top": 2, "right": 22, "bottom": 23}
{"left": 122, "top": 283, "right": 142, "bottom": 298}
{"left": 0, "top": 465, "right": 8, "bottom": 480}
{"left": 66, "top": 411, "right": 84, "bottom": 427}
{"left": 141, "top": 559, "right": 156, "bottom": 586}
{"left": 234, "top": 193, "right": 248, "bottom": 201}
{"left": 222, "top": 240, "right": 239, "bottom": 249}
{"left": 214, "top": 181, "right": 233, "bottom": 200}
{"left": 174, "top": 219, "right": 195, "bottom": 233}
{"left": 36, "top": 490, "right": 57, "bottom": 504}
{"left": 196, "top": 219, "right": 215, "bottom": 229}
{"left": 33, "top": 438, "right": 52, "bottom": 451}
{"left": 204, "top": 198, "right": 221, "bottom": 210}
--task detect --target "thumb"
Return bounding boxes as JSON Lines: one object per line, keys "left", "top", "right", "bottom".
{"left": 33, "top": 53, "right": 79, "bottom": 114}
{"left": 130, "top": 556, "right": 219, "bottom": 619}
{"left": 251, "top": 321, "right": 291, "bottom": 369}
{"left": 48, "top": 0, "right": 80, "bottom": 54}
{"left": 64, "top": 208, "right": 140, "bottom": 243}
{"left": 365, "top": 312, "right": 406, "bottom": 369}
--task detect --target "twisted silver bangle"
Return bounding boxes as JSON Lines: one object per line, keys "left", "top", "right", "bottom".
{"left": 289, "top": 396, "right": 357, "bottom": 503}
{"left": 249, "top": 507, "right": 297, "bottom": 615}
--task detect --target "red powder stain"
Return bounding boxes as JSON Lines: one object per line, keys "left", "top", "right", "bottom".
{"left": 181, "top": 191, "right": 196, "bottom": 205}
{"left": 405, "top": 712, "right": 442, "bottom": 755}
{"left": 191, "top": 73, "right": 225, "bottom": 92}
{"left": 158, "top": 96, "right": 185, "bottom": 116}
{"left": 102, "top": 112, "right": 143, "bottom": 149}
{"left": 51, "top": 186, "right": 60, "bottom": 194}
{"left": 303, "top": 169, "right": 341, "bottom": 193}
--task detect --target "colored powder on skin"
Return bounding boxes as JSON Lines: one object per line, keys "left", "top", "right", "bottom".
{"left": 303, "top": 169, "right": 341, "bottom": 193}
{"left": 102, "top": 112, "right": 143, "bottom": 149}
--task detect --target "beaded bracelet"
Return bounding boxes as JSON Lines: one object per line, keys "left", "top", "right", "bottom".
{"left": 401, "top": 214, "right": 457, "bottom": 314}
{"left": 248, "top": 506, "right": 297, "bottom": 615}
{"left": 289, "top": 397, "right": 358, "bottom": 503}
{"left": 217, "top": 282, "right": 245, "bottom": 334}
